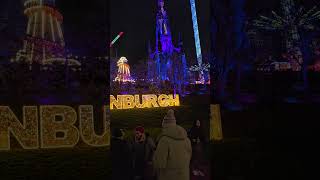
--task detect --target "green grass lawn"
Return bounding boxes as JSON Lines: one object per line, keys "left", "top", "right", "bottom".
{"left": 0, "top": 147, "right": 110, "bottom": 180}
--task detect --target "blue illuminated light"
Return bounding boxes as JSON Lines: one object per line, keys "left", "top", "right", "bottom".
{"left": 190, "top": 0, "right": 203, "bottom": 77}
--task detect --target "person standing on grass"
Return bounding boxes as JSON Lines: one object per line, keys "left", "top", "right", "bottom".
{"left": 188, "top": 120, "right": 206, "bottom": 146}
{"left": 111, "top": 128, "right": 133, "bottom": 180}
{"left": 153, "top": 109, "right": 192, "bottom": 180}
{"left": 188, "top": 120, "right": 210, "bottom": 180}
{"left": 131, "top": 126, "right": 156, "bottom": 180}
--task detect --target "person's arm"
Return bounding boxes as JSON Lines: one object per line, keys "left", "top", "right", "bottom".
{"left": 187, "top": 128, "right": 192, "bottom": 138}
{"left": 128, "top": 140, "right": 136, "bottom": 168}
{"left": 188, "top": 138, "right": 193, "bottom": 165}
{"left": 201, "top": 130, "right": 207, "bottom": 144}
{"left": 153, "top": 137, "right": 169, "bottom": 170}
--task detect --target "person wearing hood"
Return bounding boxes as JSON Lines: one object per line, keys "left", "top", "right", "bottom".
{"left": 153, "top": 109, "right": 192, "bottom": 180}
{"left": 111, "top": 128, "right": 133, "bottom": 180}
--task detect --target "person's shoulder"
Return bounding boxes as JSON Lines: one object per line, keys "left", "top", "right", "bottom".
{"left": 177, "top": 125, "right": 189, "bottom": 136}
{"left": 177, "top": 125, "right": 188, "bottom": 131}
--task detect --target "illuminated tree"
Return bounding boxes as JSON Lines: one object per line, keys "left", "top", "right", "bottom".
{"left": 148, "top": 83, "right": 161, "bottom": 94}
{"left": 189, "top": 63, "right": 210, "bottom": 83}
{"left": 254, "top": 0, "right": 320, "bottom": 95}
{"left": 253, "top": 0, "right": 320, "bottom": 52}
{"left": 211, "top": 0, "right": 249, "bottom": 105}
{"left": 131, "top": 59, "right": 147, "bottom": 82}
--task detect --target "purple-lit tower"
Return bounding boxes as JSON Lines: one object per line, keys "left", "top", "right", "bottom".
{"left": 147, "top": 0, "right": 188, "bottom": 94}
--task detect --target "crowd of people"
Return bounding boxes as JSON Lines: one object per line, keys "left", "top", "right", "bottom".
{"left": 111, "top": 109, "right": 210, "bottom": 180}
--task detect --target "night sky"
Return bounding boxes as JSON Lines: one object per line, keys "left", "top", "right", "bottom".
{"left": 0, "top": 0, "right": 109, "bottom": 57}
{"left": 56, "top": 0, "right": 109, "bottom": 57}
{"left": 110, "top": 0, "right": 210, "bottom": 66}
{"left": 245, "top": 0, "right": 320, "bottom": 17}
{"left": 1, "top": 0, "right": 320, "bottom": 59}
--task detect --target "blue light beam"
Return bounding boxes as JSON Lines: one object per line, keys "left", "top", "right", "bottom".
{"left": 190, "top": 0, "right": 203, "bottom": 78}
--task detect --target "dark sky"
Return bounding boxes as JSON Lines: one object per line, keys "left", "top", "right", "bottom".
{"left": 0, "top": 0, "right": 25, "bottom": 56}
{"left": 110, "top": 0, "right": 210, "bottom": 66}
{"left": 1, "top": 0, "right": 320, "bottom": 58}
{"left": 0, "top": 0, "right": 109, "bottom": 57}
{"left": 56, "top": 0, "right": 109, "bottom": 57}
{"left": 245, "top": 0, "right": 320, "bottom": 17}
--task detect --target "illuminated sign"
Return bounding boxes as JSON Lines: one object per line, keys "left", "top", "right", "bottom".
{"left": 210, "top": 104, "right": 223, "bottom": 141}
{"left": 110, "top": 94, "right": 180, "bottom": 110}
{"left": 0, "top": 105, "right": 110, "bottom": 150}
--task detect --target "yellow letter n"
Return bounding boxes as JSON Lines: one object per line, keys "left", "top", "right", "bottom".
{"left": 0, "top": 106, "right": 38, "bottom": 150}
{"left": 110, "top": 95, "right": 122, "bottom": 109}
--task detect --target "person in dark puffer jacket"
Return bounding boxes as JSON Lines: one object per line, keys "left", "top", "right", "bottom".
{"left": 111, "top": 128, "right": 133, "bottom": 180}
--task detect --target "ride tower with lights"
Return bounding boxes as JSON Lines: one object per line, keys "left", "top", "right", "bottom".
{"left": 114, "top": 57, "right": 134, "bottom": 83}
{"left": 14, "top": 0, "right": 79, "bottom": 65}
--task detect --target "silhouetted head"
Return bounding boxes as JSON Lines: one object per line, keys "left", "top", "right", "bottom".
{"left": 135, "top": 126, "right": 145, "bottom": 141}
{"left": 112, "top": 128, "right": 123, "bottom": 138}
{"left": 162, "top": 109, "right": 176, "bottom": 128}
{"left": 193, "top": 119, "right": 201, "bottom": 128}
